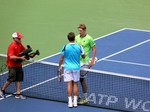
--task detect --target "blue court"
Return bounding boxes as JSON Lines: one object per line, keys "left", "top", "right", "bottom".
{"left": 43, "top": 28, "right": 150, "bottom": 79}
{"left": 0, "top": 28, "right": 150, "bottom": 112}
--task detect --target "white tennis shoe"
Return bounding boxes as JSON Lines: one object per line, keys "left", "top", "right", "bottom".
{"left": 68, "top": 101, "right": 73, "bottom": 108}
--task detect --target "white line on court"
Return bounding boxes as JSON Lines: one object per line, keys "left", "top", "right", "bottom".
{"left": 1, "top": 28, "right": 150, "bottom": 100}
{"left": 94, "top": 28, "right": 126, "bottom": 41}
{"left": 39, "top": 52, "right": 61, "bottom": 61}
{"left": 0, "top": 76, "right": 58, "bottom": 100}
{"left": 0, "top": 61, "right": 63, "bottom": 101}
{"left": 125, "top": 28, "right": 150, "bottom": 33}
{"left": 104, "top": 59, "right": 150, "bottom": 67}
{"left": 39, "top": 28, "right": 127, "bottom": 61}
{"left": 40, "top": 28, "right": 150, "bottom": 61}
{"left": 97, "top": 39, "right": 150, "bottom": 62}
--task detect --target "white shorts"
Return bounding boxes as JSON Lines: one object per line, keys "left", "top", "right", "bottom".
{"left": 80, "top": 62, "right": 89, "bottom": 78}
{"left": 64, "top": 70, "right": 80, "bottom": 82}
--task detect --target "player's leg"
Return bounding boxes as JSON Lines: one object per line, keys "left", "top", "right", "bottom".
{"left": 64, "top": 70, "right": 73, "bottom": 107}
{"left": 80, "top": 62, "right": 88, "bottom": 97}
{"left": 78, "top": 78, "right": 88, "bottom": 104}
{"left": 80, "top": 78, "right": 88, "bottom": 99}
{"left": 73, "top": 82, "right": 78, "bottom": 107}
{"left": 72, "top": 70, "right": 80, "bottom": 107}
{"left": 78, "top": 62, "right": 89, "bottom": 104}
{"left": 67, "top": 81, "right": 73, "bottom": 107}
{"left": 67, "top": 81, "right": 73, "bottom": 96}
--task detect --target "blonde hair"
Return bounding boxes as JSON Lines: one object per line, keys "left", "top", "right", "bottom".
{"left": 78, "top": 24, "right": 86, "bottom": 30}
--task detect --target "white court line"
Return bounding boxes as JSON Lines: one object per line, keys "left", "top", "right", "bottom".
{"left": 40, "top": 28, "right": 150, "bottom": 61}
{"left": 94, "top": 28, "right": 126, "bottom": 41}
{"left": 0, "top": 61, "right": 63, "bottom": 100}
{"left": 104, "top": 59, "right": 150, "bottom": 67}
{"left": 0, "top": 54, "right": 7, "bottom": 57}
{"left": 97, "top": 39, "right": 150, "bottom": 62}
{"left": 1, "top": 28, "right": 150, "bottom": 100}
{"left": 39, "top": 28, "right": 127, "bottom": 61}
{"left": 0, "top": 76, "right": 59, "bottom": 100}
{"left": 125, "top": 28, "right": 150, "bottom": 33}
{"left": 39, "top": 52, "right": 61, "bottom": 61}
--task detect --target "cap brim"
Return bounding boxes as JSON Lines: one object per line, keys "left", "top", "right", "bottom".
{"left": 17, "top": 35, "right": 24, "bottom": 38}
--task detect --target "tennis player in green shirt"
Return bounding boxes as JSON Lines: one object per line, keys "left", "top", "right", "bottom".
{"left": 75, "top": 24, "right": 96, "bottom": 104}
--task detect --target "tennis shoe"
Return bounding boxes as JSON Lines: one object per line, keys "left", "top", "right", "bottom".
{"left": 68, "top": 101, "right": 73, "bottom": 108}
{"left": 15, "top": 94, "right": 26, "bottom": 99}
{"left": 83, "top": 98, "right": 89, "bottom": 104}
{"left": 0, "top": 89, "right": 5, "bottom": 98}
{"left": 78, "top": 98, "right": 89, "bottom": 104}
{"left": 73, "top": 100, "right": 77, "bottom": 107}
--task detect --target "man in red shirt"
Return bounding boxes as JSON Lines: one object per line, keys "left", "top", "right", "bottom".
{"left": 0, "top": 32, "right": 26, "bottom": 99}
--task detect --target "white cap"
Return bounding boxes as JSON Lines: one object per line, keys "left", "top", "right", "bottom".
{"left": 12, "top": 32, "right": 23, "bottom": 38}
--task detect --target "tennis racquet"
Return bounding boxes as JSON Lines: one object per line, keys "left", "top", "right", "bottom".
{"left": 80, "top": 57, "right": 97, "bottom": 78}
{"left": 57, "top": 70, "right": 62, "bottom": 82}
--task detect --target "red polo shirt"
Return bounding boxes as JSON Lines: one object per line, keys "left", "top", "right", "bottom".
{"left": 7, "top": 41, "right": 26, "bottom": 67}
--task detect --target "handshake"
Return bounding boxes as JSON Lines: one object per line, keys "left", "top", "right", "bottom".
{"left": 15, "top": 45, "right": 40, "bottom": 63}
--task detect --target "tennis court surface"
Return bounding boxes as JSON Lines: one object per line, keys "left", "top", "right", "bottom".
{"left": 0, "top": 28, "right": 150, "bottom": 112}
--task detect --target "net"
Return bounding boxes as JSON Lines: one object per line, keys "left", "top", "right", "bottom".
{"left": 0, "top": 54, "right": 32, "bottom": 74}
{"left": 0, "top": 54, "right": 149, "bottom": 112}
{"left": 0, "top": 54, "right": 7, "bottom": 74}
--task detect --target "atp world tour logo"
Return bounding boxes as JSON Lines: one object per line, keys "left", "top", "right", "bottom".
{"left": 88, "top": 93, "right": 150, "bottom": 112}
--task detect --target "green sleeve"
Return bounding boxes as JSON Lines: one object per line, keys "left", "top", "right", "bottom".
{"left": 89, "top": 37, "right": 95, "bottom": 47}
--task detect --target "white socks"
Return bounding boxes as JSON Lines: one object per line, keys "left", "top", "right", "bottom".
{"left": 68, "top": 96, "right": 78, "bottom": 107}
{"left": 68, "top": 96, "right": 73, "bottom": 107}
{"left": 73, "top": 96, "right": 78, "bottom": 107}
